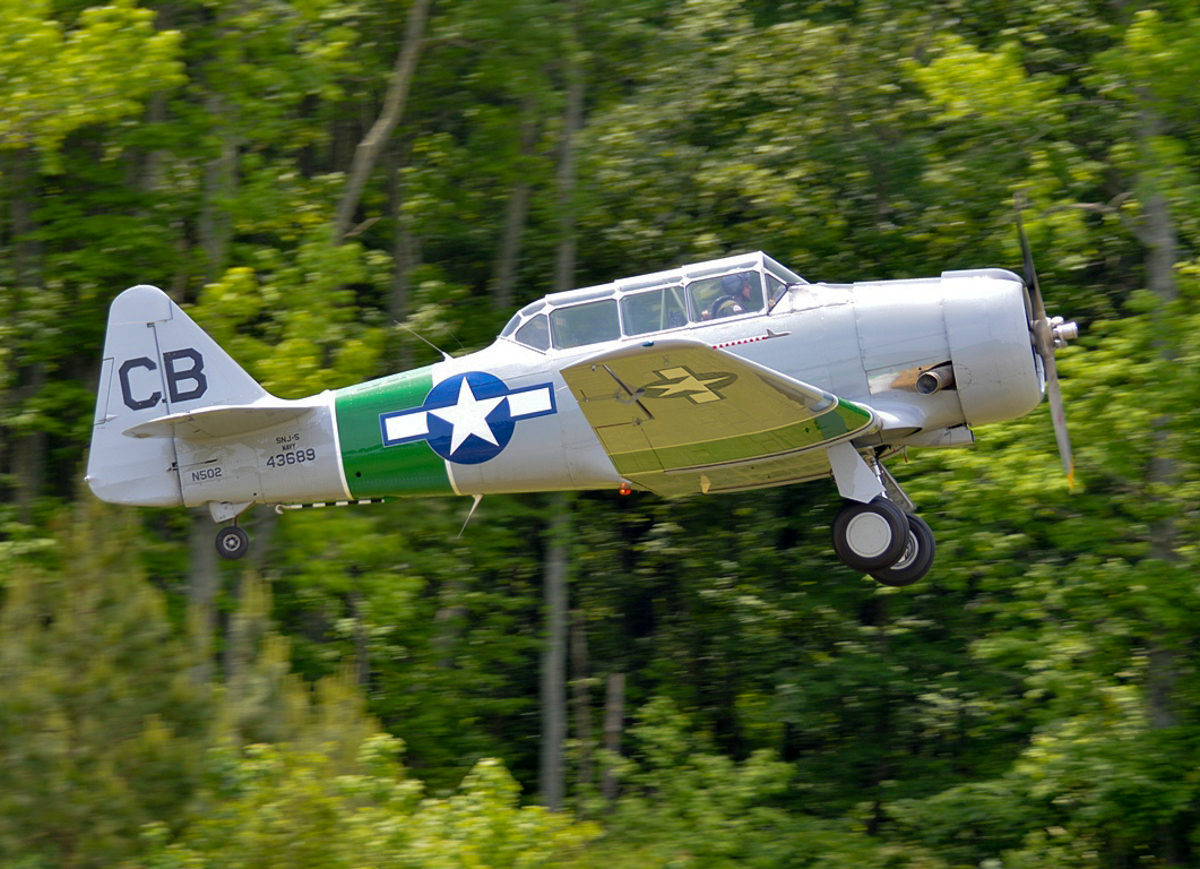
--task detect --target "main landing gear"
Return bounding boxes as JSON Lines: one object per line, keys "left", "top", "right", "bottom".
{"left": 824, "top": 442, "right": 935, "bottom": 586}
{"left": 830, "top": 497, "right": 936, "bottom": 587}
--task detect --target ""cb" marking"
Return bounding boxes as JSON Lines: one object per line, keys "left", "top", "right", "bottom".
{"left": 118, "top": 348, "right": 208, "bottom": 410}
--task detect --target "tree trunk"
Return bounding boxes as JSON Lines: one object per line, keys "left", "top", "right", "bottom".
{"left": 187, "top": 507, "right": 220, "bottom": 684}
{"left": 491, "top": 97, "right": 540, "bottom": 311}
{"left": 1134, "top": 99, "right": 1185, "bottom": 865}
{"left": 552, "top": 16, "right": 585, "bottom": 296}
{"left": 571, "top": 610, "right": 593, "bottom": 789}
{"left": 602, "top": 672, "right": 625, "bottom": 802}
{"left": 191, "top": 70, "right": 241, "bottom": 682}
{"left": 8, "top": 148, "right": 44, "bottom": 520}
{"left": 197, "top": 91, "right": 237, "bottom": 285}
{"left": 387, "top": 138, "right": 419, "bottom": 370}
{"left": 1134, "top": 102, "right": 1180, "bottom": 733}
{"left": 1143, "top": 181, "right": 1178, "bottom": 734}
{"left": 332, "top": 0, "right": 432, "bottom": 243}
{"left": 539, "top": 494, "right": 570, "bottom": 810}
{"left": 540, "top": 9, "right": 586, "bottom": 810}
{"left": 347, "top": 587, "right": 371, "bottom": 688}
{"left": 433, "top": 577, "right": 467, "bottom": 670}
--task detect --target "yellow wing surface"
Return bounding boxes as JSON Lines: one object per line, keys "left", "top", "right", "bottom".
{"left": 560, "top": 339, "right": 878, "bottom": 496}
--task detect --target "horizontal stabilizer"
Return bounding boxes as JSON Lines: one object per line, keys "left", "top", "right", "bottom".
{"left": 123, "top": 399, "right": 317, "bottom": 440}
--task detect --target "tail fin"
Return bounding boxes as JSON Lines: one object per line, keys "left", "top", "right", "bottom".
{"left": 86, "top": 285, "right": 268, "bottom": 506}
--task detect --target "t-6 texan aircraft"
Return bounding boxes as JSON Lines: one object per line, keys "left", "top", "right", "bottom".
{"left": 87, "top": 238, "right": 1076, "bottom": 587}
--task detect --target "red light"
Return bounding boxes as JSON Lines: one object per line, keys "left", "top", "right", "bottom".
{"left": 619, "top": 482, "right": 632, "bottom": 496}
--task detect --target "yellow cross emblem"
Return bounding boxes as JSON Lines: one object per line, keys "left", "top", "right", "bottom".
{"left": 641, "top": 366, "right": 737, "bottom": 404}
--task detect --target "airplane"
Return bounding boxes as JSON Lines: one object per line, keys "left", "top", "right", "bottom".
{"left": 86, "top": 231, "right": 1076, "bottom": 587}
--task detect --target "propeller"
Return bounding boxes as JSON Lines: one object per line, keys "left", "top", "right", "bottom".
{"left": 1014, "top": 192, "right": 1078, "bottom": 489}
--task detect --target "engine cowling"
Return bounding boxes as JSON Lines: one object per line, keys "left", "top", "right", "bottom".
{"left": 941, "top": 269, "right": 1042, "bottom": 426}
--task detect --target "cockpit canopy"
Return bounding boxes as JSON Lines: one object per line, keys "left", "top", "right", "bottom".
{"left": 499, "top": 251, "right": 805, "bottom": 353}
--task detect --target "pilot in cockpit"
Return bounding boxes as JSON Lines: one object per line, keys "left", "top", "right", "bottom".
{"left": 707, "top": 272, "right": 761, "bottom": 319}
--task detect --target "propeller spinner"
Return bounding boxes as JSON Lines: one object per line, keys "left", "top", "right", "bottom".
{"left": 1014, "top": 194, "right": 1078, "bottom": 488}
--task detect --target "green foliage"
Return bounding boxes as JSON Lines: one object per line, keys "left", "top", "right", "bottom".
{"left": 911, "top": 36, "right": 1065, "bottom": 126}
{"left": 0, "top": 503, "right": 210, "bottom": 868}
{"left": 196, "top": 234, "right": 388, "bottom": 397}
{"left": 579, "top": 697, "right": 944, "bottom": 868}
{"left": 263, "top": 495, "right": 551, "bottom": 794}
{"left": 0, "top": 0, "right": 183, "bottom": 156}
{"left": 145, "top": 738, "right": 597, "bottom": 868}
{"left": 597, "top": 696, "right": 796, "bottom": 866}
{"left": 6, "top": 0, "right": 1200, "bottom": 866}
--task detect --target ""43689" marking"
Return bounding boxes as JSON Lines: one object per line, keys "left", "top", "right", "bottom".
{"left": 266, "top": 448, "right": 317, "bottom": 468}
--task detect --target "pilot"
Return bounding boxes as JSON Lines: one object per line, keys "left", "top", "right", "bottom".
{"left": 707, "top": 273, "right": 758, "bottom": 319}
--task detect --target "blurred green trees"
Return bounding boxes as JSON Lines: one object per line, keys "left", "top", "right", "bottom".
{"left": 3, "top": 0, "right": 1200, "bottom": 866}
{"left": 0, "top": 504, "right": 207, "bottom": 867}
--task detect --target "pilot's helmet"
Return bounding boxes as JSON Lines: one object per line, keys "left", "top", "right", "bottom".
{"left": 722, "top": 273, "right": 746, "bottom": 295}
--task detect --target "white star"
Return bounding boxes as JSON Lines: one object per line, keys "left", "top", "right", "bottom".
{"left": 429, "top": 378, "right": 505, "bottom": 456}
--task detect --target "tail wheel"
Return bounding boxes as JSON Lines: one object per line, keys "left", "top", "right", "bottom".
{"left": 870, "top": 514, "right": 936, "bottom": 587}
{"left": 215, "top": 525, "right": 250, "bottom": 561}
{"left": 831, "top": 497, "right": 908, "bottom": 572}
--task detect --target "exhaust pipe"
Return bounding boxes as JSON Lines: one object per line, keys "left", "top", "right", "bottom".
{"left": 916, "top": 363, "right": 956, "bottom": 395}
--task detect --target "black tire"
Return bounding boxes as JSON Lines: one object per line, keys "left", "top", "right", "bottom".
{"left": 830, "top": 497, "right": 908, "bottom": 572}
{"left": 215, "top": 525, "right": 250, "bottom": 561}
{"left": 871, "top": 514, "right": 936, "bottom": 587}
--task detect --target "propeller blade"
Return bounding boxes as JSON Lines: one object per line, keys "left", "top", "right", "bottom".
{"left": 1014, "top": 191, "right": 1076, "bottom": 489}
{"left": 1014, "top": 191, "right": 1047, "bottom": 322}
{"left": 1042, "top": 348, "right": 1075, "bottom": 489}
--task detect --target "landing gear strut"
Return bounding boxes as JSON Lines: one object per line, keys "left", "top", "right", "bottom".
{"left": 215, "top": 524, "right": 250, "bottom": 560}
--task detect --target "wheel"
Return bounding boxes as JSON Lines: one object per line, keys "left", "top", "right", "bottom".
{"left": 830, "top": 497, "right": 908, "bottom": 572}
{"left": 871, "top": 514, "right": 936, "bottom": 587}
{"left": 215, "top": 525, "right": 250, "bottom": 560}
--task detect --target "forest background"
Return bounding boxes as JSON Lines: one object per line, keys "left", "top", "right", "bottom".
{"left": 3, "top": 0, "right": 1200, "bottom": 866}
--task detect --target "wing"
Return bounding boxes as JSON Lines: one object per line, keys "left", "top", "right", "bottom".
{"left": 560, "top": 339, "right": 879, "bottom": 496}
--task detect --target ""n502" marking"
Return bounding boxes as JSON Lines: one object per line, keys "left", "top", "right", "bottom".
{"left": 190, "top": 466, "right": 223, "bottom": 483}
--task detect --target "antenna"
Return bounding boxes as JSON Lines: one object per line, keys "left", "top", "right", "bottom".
{"left": 458, "top": 494, "right": 484, "bottom": 538}
{"left": 397, "top": 322, "right": 453, "bottom": 362}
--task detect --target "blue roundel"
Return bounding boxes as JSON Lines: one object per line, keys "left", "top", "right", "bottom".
{"left": 424, "top": 371, "right": 516, "bottom": 464}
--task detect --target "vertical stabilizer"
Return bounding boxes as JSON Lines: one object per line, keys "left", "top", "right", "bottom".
{"left": 86, "top": 285, "right": 268, "bottom": 506}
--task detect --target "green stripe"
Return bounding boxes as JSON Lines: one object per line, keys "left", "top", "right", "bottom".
{"left": 334, "top": 366, "right": 454, "bottom": 498}
{"left": 818, "top": 398, "right": 873, "bottom": 439}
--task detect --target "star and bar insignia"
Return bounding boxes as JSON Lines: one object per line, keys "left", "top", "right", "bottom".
{"left": 640, "top": 366, "right": 737, "bottom": 405}
{"left": 380, "top": 372, "right": 556, "bottom": 465}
